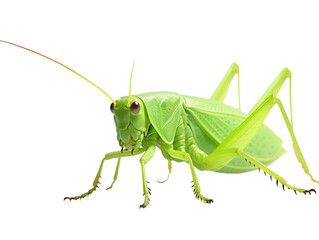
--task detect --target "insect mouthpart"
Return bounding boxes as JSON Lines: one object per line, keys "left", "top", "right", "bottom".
{"left": 117, "top": 125, "right": 144, "bottom": 155}
{"left": 119, "top": 137, "right": 136, "bottom": 154}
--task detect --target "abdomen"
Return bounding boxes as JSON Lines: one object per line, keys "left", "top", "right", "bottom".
{"left": 184, "top": 97, "right": 286, "bottom": 173}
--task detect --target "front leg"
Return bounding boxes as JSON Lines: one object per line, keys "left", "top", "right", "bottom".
{"left": 106, "top": 157, "right": 121, "bottom": 190}
{"left": 64, "top": 148, "right": 145, "bottom": 201}
{"left": 139, "top": 145, "right": 156, "bottom": 208}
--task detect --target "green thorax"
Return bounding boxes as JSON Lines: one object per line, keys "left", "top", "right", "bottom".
{"left": 113, "top": 91, "right": 184, "bottom": 151}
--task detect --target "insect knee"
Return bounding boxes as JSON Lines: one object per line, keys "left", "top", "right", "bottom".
{"left": 139, "top": 158, "right": 146, "bottom": 164}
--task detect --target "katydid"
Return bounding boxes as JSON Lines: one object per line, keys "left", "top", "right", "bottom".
{"left": 1, "top": 40, "right": 318, "bottom": 208}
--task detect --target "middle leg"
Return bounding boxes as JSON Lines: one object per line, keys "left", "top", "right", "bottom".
{"left": 165, "top": 147, "right": 213, "bottom": 203}
{"left": 157, "top": 160, "right": 172, "bottom": 183}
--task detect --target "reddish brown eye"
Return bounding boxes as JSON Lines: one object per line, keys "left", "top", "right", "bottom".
{"left": 110, "top": 102, "right": 114, "bottom": 113}
{"left": 130, "top": 101, "right": 140, "bottom": 114}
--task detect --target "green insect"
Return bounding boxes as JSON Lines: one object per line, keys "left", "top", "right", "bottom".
{"left": 2, "top": 40, "right": 318, "bottom": 208}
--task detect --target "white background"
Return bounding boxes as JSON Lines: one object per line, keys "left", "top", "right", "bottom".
{"left": 1, "top": 1, "right": 319, "bottom": 239}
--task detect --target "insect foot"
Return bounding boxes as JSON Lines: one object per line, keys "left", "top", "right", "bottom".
{"left": 191, "top": 183, "right": 214, "bottom": 204}
{"left": 64, "top": 186, "right": 97, "bottom": 201}
{"left": 139, "top": 203, "right": 148, "bottom": 209}
{"left": 64, "top": 178, "right": 101, "bottom": 201}
{"left": 139, "top": 195, "right": 150, "bottom": 208}
{"left": 303, "top": 189, "right": 316, "bottom": 195}
{"left": 139, "top": 187, "right": 151, "bottom": 208}
{"left": 157, "top": 174, "right": 170, "bottom": 183}
{"left": 265, "top": 174, "right": 317, "bottom": 196}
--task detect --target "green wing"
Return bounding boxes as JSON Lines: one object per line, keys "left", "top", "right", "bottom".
{"left": 137, "top": 92, "right": 183, "bottom": 144}
{"left": 183, "top": 95, "right": 286, "bottom": 173}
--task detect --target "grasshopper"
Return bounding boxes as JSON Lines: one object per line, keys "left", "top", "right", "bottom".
{"left": 1, "top": 40, "right": 318, "bottom": 208}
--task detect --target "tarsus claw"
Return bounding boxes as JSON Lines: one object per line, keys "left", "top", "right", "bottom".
{"left": 310, "top": 189, "right": 316, "bottom": 194}
{"left": 303, "top": 189, "right": 317, "bottom": 195}
{"left": 205, "top": 199, "right": 214, "bottom": 204}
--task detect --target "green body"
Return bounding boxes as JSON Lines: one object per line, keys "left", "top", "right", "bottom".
{"left": 115, "top": 92, "right": 285, "bottom": 174}
{"left": 59, "top": 63, "right": 319, "bottom": 206}
{"left": 2, "top": 40, "right": 317, "bottom": 207}
{"left": 104, "top": 63, "right": 318, "bottom": 208}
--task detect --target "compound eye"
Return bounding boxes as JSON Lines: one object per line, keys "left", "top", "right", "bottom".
{"left": 130, "top": 101, "right": 140, "bottom": 114}
{"left": 110, "top": 102, "right": 114, "bottom": 113}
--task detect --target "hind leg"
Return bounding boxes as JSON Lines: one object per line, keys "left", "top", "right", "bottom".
{"left": 204, "top": 94, "right": 318, "bottom": 190}
{"left": 210, "top": 62, "right": 241, "bottom": 110}
{"left": 240, "top": 151, "right": 316, "bottom": 194}
{"left": 206, "top": 148, "right": 316, "bottom": 194}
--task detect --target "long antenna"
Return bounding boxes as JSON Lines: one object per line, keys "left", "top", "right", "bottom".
{"left": 126, "top": 59, "right": 136, "bottom": 107}
{"left": 0, "top": 40, "right": 116, "bottom": 105}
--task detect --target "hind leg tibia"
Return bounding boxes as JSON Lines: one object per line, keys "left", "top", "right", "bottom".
{"left": 240, "top": 151, "right": 316, "bottom": 195}
{"left": 206, "top": 93, "right": 318, "bottom": 185}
